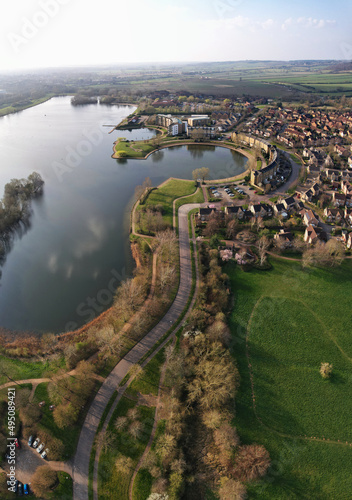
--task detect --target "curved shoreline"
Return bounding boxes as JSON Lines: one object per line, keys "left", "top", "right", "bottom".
{"left": 1, "top": 141, "right": 251, "bottom": 340}
{"left": 112, "top": 138, "right": 248, "bottom": 160}
{"left": 112, "top": 139, "right": 252, "bottom": 183}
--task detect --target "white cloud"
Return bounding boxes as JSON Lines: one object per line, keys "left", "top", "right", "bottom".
{"left": 261, "top": 19, "right": 274, "bottom": 30}
{"left": 201, "top": 15, "right": 275, "bottom": 32}
{"left": 282, "top": 17, "right": 336, "bottom": 31}
{"left": 48, "top": 253, "right": 58, "bottom": 273}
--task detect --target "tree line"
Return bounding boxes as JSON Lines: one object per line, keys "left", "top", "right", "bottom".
{"left": 0, "top": 172, "right": 44, "bottom": 255}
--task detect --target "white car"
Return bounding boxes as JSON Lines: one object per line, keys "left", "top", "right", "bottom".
{"left": 41, "top": 448, "right": 49, "bottom": 459}
{"left": 32, "top": 438, "right": 40, "bottom": 449}
{"left": 37, "top": 443, "right": 45, "bottom": 454}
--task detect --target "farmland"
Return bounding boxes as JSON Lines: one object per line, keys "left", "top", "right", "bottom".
{"left": 105, "top": 61, "right": 352, "bottom": 98}
{"left": 226, "top": 258, "right": 352, "bottom": 499}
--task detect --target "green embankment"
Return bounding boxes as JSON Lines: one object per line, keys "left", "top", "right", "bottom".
{"left": 138, "top": 178, "right": 197, "bottom": 229}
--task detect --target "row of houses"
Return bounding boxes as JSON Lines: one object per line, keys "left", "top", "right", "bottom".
{"left": 197, "top": 196, "right": 305, "bottom": 223}
{"left": 241, "top": 106, "right": 352, "bottom": 161}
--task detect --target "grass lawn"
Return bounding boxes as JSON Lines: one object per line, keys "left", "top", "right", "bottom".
{"left": 114, "top": 139, "right": 155, "bottom": 158}
{"left": 98, "top": 397, "right": 155, "bottom": 500}
{"left": 48, "top": 472, "right": 73, "bottom": 500}
{"left": 132, "top": 468, "right": 153, "bottom": 500}
{"left": 33, "top": 381, "right": 101, "bottom": 459}
{"left": 0, "top": 356, "right": 65, "bottom": 385}
{"left": 226, "top": 258, "right": 352, "bottom": 499}
{"left": 138, "top": 178, "right": 196, "bottom": 229}
{"left": 99, "top": 347, "right": 166, "bottom": 499}
{"left": 126, "top": 347, "right": 165, "bottom": 398}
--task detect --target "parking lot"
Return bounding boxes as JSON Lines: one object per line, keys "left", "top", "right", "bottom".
{"left": 3, "top": 441, "right": 43, "bottom": 487}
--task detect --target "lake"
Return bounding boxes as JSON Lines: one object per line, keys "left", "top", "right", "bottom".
{"left": 0, "top": 97, "right": 247, "bottom": 334}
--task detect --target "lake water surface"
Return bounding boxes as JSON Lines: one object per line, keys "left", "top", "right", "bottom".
{"left": 0, "top": 97, "right": 247, "bottom": 334}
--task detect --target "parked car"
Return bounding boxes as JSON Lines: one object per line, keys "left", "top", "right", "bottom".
{"left": 33, "top": 438, "right": 40, "bottom": 449}
{"left": 37, "top": 442, "right": 45, "bottom": 453}
{"left": 14, "top": 438, "right": 20, "bottom": 448}
{"left": 18, "top": 482, "right": 23, "bottom": 496}
{"left": 14, "top": 480, "right": 19, "bottom": 493}
{"left": 24, "top": 483, "right": 29, "bottom": 495}
{"left": 28, "top": 435, "right": 34, "bottom": 447}
{"left": 39, "top": 401, "right": 46, "bottom": 407}
{"left": 41, "top": 448, "right": 49, "bottom": 459}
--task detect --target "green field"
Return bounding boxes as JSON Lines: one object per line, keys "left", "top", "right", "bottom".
{"left": 138, "top": 178, "right": 197, "bottom": 228}
{"left": 98, "top": 397, "right": 155, "bottom": 500}
{"left": 0, "top": 356, "right": 64, "bottom": 385}
{"left": 226, "top": 258, "right": 352, "bottom": 499}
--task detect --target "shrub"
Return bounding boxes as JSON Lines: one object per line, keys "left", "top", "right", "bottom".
{"left": 320, "top": 362, "right": 333, "bottom": 379}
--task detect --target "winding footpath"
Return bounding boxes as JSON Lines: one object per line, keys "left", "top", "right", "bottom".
{"left": 73, "top": 203, "right": 199, "bottom": 500}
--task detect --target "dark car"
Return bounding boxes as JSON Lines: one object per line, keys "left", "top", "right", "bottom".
{"left": 28, "top": 435, "right": 34, "bottom": 447}
{"left": 18, "top": 482, "right": 23, "bottom": 496}
{"left": 14, "top": 480, "right": 19, "bottom": 493}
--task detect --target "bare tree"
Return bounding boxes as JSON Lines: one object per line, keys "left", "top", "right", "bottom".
{"left": 31, "top": 466, "right": 58, "bottom": 498}
{"left": 302, "top": 240, "right": 344, "bottom": 268}
{"left": 115, "top": 416, "right": 128, "bottom": 431}
{"left": 135, "top": 177, "right": 152, "bottom": 201}
{"left": 115, "top": 455, "right": 134, "bottom": 475}
{"left": 190, "top": 129, "right": 206, "bottom": 142}
{"left": 234, "top": 444, "right": 271, "bottom": 481}
{"left": 257, "top": 236, "right": 270, "bottom": 266}
{"left": 219, "top": 478, "right": 247, "bottom": 500}
{"left": 97, "top": 326, "right": 123, "bottom": 359}
{"left": 101, "top": 430, "right": 115, "bottom": 454}
{"left": 129, "top": 420, "right": 143, "bottom": 439}
{"left": 192, "top": 167, "right": 210, "bottom": 183}
{"left": 226, "top": 218, "right": 239, "bottom": 240}
{"left": 159, "top": 264, "right": 176, "bottom": 292}
{"left": 204, "top": 214, "right": 221, "bottom": 238}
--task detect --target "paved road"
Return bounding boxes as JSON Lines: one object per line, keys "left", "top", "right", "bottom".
{"left": 273, "top": 151, "right": 301, "bottom": 195}
{"left": 73, "top": 204, "right": 197, "bottom": 500}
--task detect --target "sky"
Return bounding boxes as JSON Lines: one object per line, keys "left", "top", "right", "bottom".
{"left": 0, "top": 0, "right": 352, "bottom": 71}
